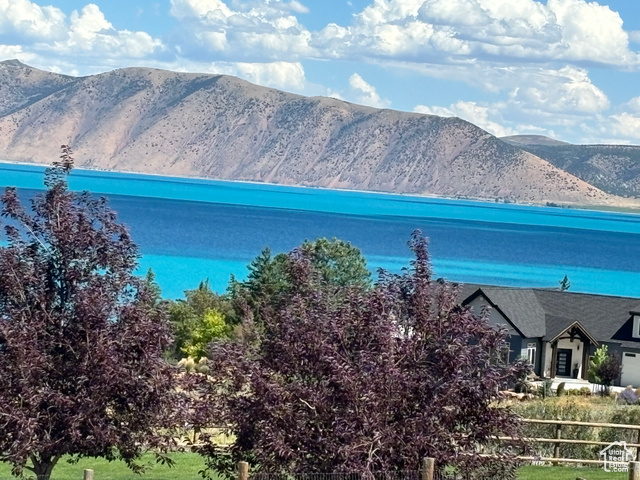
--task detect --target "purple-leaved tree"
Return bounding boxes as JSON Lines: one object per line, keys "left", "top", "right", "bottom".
{"left": 200, "top": 231, "right": 530, "bottom": 479}
{"left": 0, "top": 147, "right": 180, "bottom": 480}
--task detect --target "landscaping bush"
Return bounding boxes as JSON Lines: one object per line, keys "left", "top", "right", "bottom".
{"left": 599, "top": 407, "right": 640, "bottom": 446}
{"left": 512, "top": 397, "right": 613, "bottom": 460}
{"left": 512, "top": 395, "right": 640, "bottom": 463}
{"left": 556, "top": 382, "right": 566, "bottom": 397}
{"left": 618, "top": 387, "right": 639, "bottom": 405}
{"left": 566, "top": 387, "right": 592, "bottom": 396}
{"left": 537, "top": 378, "right": 553, "bottom": 398}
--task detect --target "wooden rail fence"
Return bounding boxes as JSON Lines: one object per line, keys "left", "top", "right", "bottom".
{"left": 501, "top": 418, "right": 640, "bottom": 465}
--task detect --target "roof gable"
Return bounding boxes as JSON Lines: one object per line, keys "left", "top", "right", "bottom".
{"left": 461, "top": 285, "right": 546, "bottom": 338}
{"left": 544, "top": 320, "right": 599, "bottom": 345}
{"left": 460, "top": 283, "right": 640, "bottom": 344}
{"left": 463, "top": 289, "right": 523, "bottom": 337}
{"left": 533, "top": 289, "right": 639, "bottom": 344}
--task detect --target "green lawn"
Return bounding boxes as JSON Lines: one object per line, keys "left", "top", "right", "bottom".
{"left": 0, "top": 453, "right": 209, "bottom": 480}
{"left": 0, "top": 456, "right": 629, "bottom": 480}
{"left": 518, "top": 465, "right": 627, "bottom": 480}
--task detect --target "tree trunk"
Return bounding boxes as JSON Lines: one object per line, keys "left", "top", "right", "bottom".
{"left": 31, "top": 455, "right": 60, "bottom": 480}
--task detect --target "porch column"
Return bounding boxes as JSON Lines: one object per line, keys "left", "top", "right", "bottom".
{"left": 550, "top": 341, "right": 558, "bottom": 378}
{"left": 581, "top": 339, "right": 590, "bottom": 380}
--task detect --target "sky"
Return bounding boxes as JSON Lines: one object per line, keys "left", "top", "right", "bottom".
{"left": 2, "top": 0, "right": 640, "bottom": 145}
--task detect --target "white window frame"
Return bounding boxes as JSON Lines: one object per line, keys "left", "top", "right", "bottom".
{"left": 527, "top": 342, "right": 537, "bottom": 366}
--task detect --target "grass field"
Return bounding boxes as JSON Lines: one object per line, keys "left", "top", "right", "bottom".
{"left": 0, "top": 453, "right": 209, "bottom": 480}
{"left": 0, "top": 456, "right": 629, "bottom": 480}
{"left": 518, "top": 465, "right": 626, "bottom": 479}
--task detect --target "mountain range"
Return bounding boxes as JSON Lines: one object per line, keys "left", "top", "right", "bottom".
{"left": 1, "top": 59, "right": 639, "bottom": 208}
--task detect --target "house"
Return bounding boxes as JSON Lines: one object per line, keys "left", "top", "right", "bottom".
{"left": 460, "top": 284, "right": 640, "bottom": 387}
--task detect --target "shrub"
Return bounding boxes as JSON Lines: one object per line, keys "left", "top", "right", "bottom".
{"left": 618, "top": 387, "right": 639, "bottom": 405}
{"left": 600, "top": 408, "right": 640, "bottom": 445}
{"left": 599, "top": 353, "right": 623, "bottom": 395}
{"left": 566, "top": 387, "right": 592, "bottom": 396}
{"left": 590, "top": 346, "right": 623, "bottom": 395}
{"left": 513, "top": 397, "right": 610, "bottom": 460}
{"left": 556, "top": 382, "right": 566, "bottom": 397}
{"left": 537, "top": 378, "right": 553, "bottom": 398}
{"left": 580, "top": 387, "right": 592, "bottom": 396}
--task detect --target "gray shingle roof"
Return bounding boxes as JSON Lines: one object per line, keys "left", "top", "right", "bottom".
{"left": 459, "top": 283, "right": 640, "bottom": 347}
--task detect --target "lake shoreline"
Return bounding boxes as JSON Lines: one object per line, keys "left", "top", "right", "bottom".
{"left": 3, "top": 159, "right": 640, "bottom": 216}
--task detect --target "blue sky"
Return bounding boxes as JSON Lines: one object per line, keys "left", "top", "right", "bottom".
{"left": 2, "top": 0, "right": 640, "bottom": 144}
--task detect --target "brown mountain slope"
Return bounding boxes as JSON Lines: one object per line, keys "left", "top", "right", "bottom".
{"left": 0, "top": 61, "right": 632, "bottom": 206}
{"left": 0, "top": 59, "right": 75, "bottom": 116}
{"left": 503, "top": 135, "right": 640, "bottom": 198}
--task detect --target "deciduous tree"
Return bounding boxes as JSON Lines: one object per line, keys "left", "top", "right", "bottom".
{"left": 0, "top": 148, "right": 179, "bottom": 480}
{"left": 200, "top": 231, "right": 530, "bottom": 478}
{"left": 168, "top": 279, "right": 232, "bottom": 360}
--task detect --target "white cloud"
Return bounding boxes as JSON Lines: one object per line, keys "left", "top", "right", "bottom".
{"left": 414, "top": 104, "right": 455, "bottom": 117}
{"left": 0, "top": 1, "right": 162, "bottom": 62}
{"left": 57, "top": 5, "right": 162, "bottom": 58}
{"left": 169, "top": 0, "right": 312, "bottom": 60}
{"left": 390, "top": 60, "right": 609, "bottom": 123}
{"left": 0, "top": 0, "right": 66, "bottom": 41}
{"left": 348, "top": 73, "right": 390, "bottom": 108}
{"left": 226, "top": 61, "right": 307, "bottom": 91}
{"left": 508, "top": 66, "right": 609, "bottom": 115}
{"left": 170, "top": 0, "right": 233, "bottom": 20}
{"left": 315, "top": 0, "right": 640, "bottom": 68}
{"left": 622, "top": 97, "right": 640, "bottom": 114}
{"left": 546, "top": 0, "right": 634, "bottom": 65}
{"left": 607, "top": 113, "right": 640, "bottom": 142}
{"left": 140, "top": 58, "right": 310, "bottom": 93}
{"left": 68, "top": 4, "right": 111, "bottom": 46}
{"left": 415, "top": 100, "right": 516, "bottom": 137}
{"left": 1, "top": 0, "right": 640, "bottom": 145}
{"left": 0, "top": 44, "right": 31, "bottom": 60}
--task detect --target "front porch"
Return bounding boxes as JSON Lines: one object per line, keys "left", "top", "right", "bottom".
{"left": 541, "top": 321, "right": 597, "bottom": 381}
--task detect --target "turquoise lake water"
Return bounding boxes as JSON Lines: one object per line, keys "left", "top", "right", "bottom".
{"left": 2, "top": 161, "right": 640, "bottom": 299}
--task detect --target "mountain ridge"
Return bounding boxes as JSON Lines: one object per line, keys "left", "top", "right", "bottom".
{"left": 501, "top": 137, "right": 640, "bottom": 198}
{"left": 0, "top": 61, "right": 637, "bottom": 208}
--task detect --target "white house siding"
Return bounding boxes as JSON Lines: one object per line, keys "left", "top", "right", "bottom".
{"left": 543, "top": 344, "right": 553, "bottom": 378}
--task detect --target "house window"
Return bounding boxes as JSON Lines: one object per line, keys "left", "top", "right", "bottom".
{"left": 527, "top": 343, "right": 537, "bottom": 366}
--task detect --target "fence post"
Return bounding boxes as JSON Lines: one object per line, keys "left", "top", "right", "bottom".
{"left": 238, "top": 461, "right": 249, "bottom": 480}
{"left": 421, "top": 457, "right": 435, "bottom": 480}
{"left": 630, "top": 461, "right": 640, "bottom": 480}
{"left": 83, "top": 469, "right": 94, "bottom": 480}
{"left": 553, "top": 423, "right": 562, "bottom": 465}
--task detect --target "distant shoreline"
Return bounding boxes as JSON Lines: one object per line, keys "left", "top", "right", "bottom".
{"left": 2, "top": 158, "right": 640, "bottom": 216}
